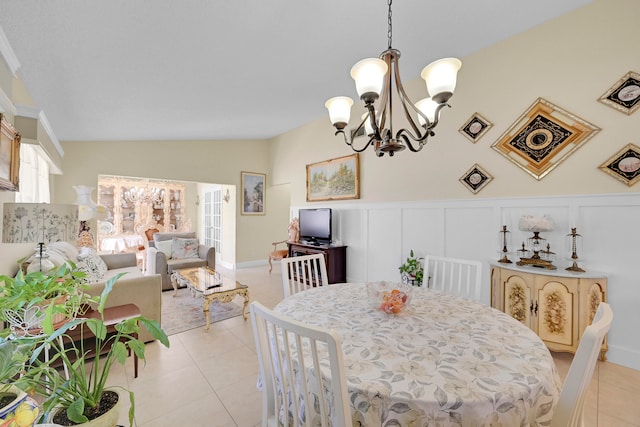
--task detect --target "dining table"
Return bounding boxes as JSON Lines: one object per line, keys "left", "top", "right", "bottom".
{"left": 274, "top": 282, "right": 561, "bottom": 426}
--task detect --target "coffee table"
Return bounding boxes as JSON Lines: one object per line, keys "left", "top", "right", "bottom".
{"left": 171, "top": 267, "right": 250, "bottom": 331}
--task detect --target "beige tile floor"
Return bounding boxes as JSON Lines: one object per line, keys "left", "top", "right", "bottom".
{"left": 106, "top": 265, "right": 640, "bottom": 426}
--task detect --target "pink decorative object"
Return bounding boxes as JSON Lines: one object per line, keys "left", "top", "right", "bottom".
{"left": 288, "top": 218, "right": 299, "bottom": 242}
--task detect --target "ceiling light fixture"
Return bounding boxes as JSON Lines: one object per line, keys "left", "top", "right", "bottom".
{"left": 325, "top": 0, "right": 462, "bottom": 157}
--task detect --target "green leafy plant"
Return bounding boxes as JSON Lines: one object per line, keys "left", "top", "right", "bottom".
{"left": 0, "top": 263, "right": 96, "bottom": 337}
{"left": 399, "top": 250, "right": 424, "bottom": 286}
{"left": 24, "top": 273, "right": 170, "bottom": 426}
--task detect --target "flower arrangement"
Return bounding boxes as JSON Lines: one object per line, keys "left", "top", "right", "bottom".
{"left": 518, "top": 215, "right": 554, "bottom": 232}
{"left": 398, "top": 250, "right": 424, "bottom": 286}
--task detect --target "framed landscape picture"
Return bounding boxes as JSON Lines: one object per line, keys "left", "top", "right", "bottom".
{"left": 0, "top": 114, "right": 21, "bottom": 192}
{"left": 241, "top": 171, "right": 265, "bottom": 215}
{"left": 307, "top": 154, "right": 360, "bottom": 202}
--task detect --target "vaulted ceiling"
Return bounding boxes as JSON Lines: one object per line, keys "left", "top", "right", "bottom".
{"left": 0, "top": 1, "right": 592, "bottom": 142}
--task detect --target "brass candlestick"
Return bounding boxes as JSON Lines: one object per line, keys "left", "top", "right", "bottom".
{"left": 498, "top": 225, "right": 512, "bottom": 263}
{"left": 566, "top": 227, "right": 585, "bottom": 272}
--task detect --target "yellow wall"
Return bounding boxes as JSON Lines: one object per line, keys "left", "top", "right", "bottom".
{"left": 271, "top": 0, "right": 640, "bottom": 205}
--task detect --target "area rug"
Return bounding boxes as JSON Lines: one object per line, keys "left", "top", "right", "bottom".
{"left": 161, "top": 288, "right": 243, "bottom": 335}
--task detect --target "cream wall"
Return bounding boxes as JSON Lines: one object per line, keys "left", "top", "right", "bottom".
{"left": 271, "top": 0, "right": 639, "bottom": 203}
{"left": 52, "top": 140, "right": 282, "bottom": 264}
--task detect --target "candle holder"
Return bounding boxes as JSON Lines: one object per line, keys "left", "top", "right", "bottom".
{"left": 498, "top": 225, "right": 512, "bottom": 263}
{"left": 566, "top": 227, "right": 585, "bottom": 272}
{"left": 516, "top": 215, "right": 556, "bottom": 270}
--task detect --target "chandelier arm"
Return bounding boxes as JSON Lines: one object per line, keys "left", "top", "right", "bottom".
{"left": 398, "top": 132, "right": 427, "bottom": 153}
{"left": 391, "top": 56, "right": 426, "bottom": 137}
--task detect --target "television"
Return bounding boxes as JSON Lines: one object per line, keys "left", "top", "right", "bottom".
{"left": 298, "top": 208, "right": 332, "bottom": 245}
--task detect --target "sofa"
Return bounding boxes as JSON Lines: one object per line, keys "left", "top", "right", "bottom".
{"left": 40, "top": 242, "right": 162, "bottom": 343}
{"left": 147, "top": 232, "right": 215, "bottom": 291}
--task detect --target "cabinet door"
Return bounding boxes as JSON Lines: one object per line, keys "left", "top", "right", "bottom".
{"left": 502, "top": 272, "right": 534, "bottom": 327}
{"left": 535, "top": 278, "right": 579, "bottom": 350}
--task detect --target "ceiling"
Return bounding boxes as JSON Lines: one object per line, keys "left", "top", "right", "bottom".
{"left": 0, "top": 0, "right": 592, "bottom": 142}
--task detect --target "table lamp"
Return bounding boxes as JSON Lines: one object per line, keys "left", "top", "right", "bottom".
{"left": 74, "top": 185, "right": 108, "bottom": 248}
{"left": 2, "top": 203, "right": 78, "bottom": 272}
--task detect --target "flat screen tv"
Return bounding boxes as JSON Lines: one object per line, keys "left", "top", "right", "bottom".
{"left": 298, "top": 208, "right": 332, "bottom": 245}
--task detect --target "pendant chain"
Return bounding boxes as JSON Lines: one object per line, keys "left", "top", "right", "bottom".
{"left": 387, "top": 0, "right": 393, "bottom": 49}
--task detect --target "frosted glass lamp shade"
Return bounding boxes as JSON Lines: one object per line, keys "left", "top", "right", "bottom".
{"left": 415, "top": 98, "right": 438, "bottom": 126}
{"left": 420, "top": 58, "right": 462, "bottom": 103}
{"left": 325, "top": 96, "right": 353, "bottom": 127}
{"left": 350, "top": 58, "right": 388, "bottom": 99}
{"left": 74, "top": 185, "right": 107, "bottom": 220}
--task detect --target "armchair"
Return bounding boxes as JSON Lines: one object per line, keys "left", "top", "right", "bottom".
{"left": 150, "top": 231, "right": 216, "bottom": 291}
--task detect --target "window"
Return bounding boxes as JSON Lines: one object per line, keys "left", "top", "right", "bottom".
{"left": 15, "top": 143, "right": 50, "bottom": 203}
{"left": 203, "top": 187, "right": 222, "bottom": 256}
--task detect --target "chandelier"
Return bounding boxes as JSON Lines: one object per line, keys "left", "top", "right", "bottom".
{"left": 325, "top": 0, "right": 462, "bottom": 157}
{"left": 124, "top": 185, "right": 164, "bottom": 205}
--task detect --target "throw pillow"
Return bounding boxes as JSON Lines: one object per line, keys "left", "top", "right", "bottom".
{"left": 76, "top": 249, "right": 108, "bottom": 284}
{"left": 47, "top": 241, "right": 79, "bottom": 261}
{"left": 171, "top": 237, "right": 199, "bottom": 259}
{"left": 156, "top": 240, "right": 173, "bottom": 259}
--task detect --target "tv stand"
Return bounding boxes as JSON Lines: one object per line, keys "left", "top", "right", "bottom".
{"left": 287, "top": 241, "right": 346, "bottom": 284}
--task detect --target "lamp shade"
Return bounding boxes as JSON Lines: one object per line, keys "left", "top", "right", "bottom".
{"left": 420, "top": 58, "right": 462, "bottom": 103}
{"left": 74, "top": 185, "right": 108, "bottom": 221}
{"left": 415, "top": 98, "right": 438, "bottom": 126}
{"left": 351, "top": 58, "right": 388, "bottom": 98}
{"left": 325, "top": 96, "right": 353, "bottom": 126}
{"left": 2, "top": 203, "right": 78, "bottom": 244}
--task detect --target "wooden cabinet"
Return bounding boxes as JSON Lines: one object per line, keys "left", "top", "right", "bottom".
{"left": 287, "top": 242, "right": 347, "bottom": 284}
{"left": 491, "top": 263, "right": 607, "bottom": 358}
{"left": 97, "top": 176, "right": 185, "bottom": 247}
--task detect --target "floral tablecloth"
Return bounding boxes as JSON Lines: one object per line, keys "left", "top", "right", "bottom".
{"left": 274, "top": 283, "right": 561, "bottom": 426}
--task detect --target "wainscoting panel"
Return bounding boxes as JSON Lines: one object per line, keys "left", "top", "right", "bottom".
{"left": 291, "top": 192, "right": 640, "bottom": 370}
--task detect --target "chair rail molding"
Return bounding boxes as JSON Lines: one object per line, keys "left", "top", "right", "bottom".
{"left": 291, "top": 191, "right": 640, "bottom": 371}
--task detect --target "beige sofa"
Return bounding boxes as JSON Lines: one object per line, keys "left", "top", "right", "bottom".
{"left": 149, "top": 232, "right": 215, "bottom": 291}
{"left": 86, "top": 253, "right": 162, "bottom": 343}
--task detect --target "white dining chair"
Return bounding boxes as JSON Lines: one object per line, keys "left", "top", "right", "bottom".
{"left": 421, "top": 255, "right": 483, "bottom": 302}
{"left": 551, "top": 302, "right": 613, "bottom": 427}
{"left": 250, "top": 301, "right": 351, "bottom": 427}
{"left": 280, "top": 253, "right": 328, "bottom": 298}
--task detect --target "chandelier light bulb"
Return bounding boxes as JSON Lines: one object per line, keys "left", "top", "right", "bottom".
{"left": 415, "top": 97, "right": 438, "bottom": 127}
{"left": 325, "top": 96, "right": 353, "bottom": 128}
{"left": 421, "top": 58, "right": 462, "bottom": 103}
{"left": 350, "top": 58, "right": 388, "bottom": 100}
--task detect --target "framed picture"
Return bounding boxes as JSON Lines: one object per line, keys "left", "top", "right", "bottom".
{"left": 0, "top": 114, "right": 21, "bottom": 192}
{"left": 306, "top": 153, "right": 360, "bottom": 202}
{"left": 459, "top": 163, "right": 493, "bottom": 194}
{"left": 599, "top": 143, "right": 640, "bottom": 187}
{"left": 598, "top": 71, "right": 640, "bottom": 115}
{"left": 241, "top": 171, "right": 265, "bottom": 215}
{"left": 491, "top": 98, "right": 600, "bottom": 180}
{"left": 459, "top": 112, "right": 493, "bottom": 143}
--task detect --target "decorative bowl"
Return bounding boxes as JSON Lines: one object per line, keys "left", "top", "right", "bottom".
{"left": 367, "top": 281, "right": 412, "bottom": 314}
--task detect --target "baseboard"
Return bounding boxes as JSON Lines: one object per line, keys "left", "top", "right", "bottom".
{"left": 606, "top": 344, "right": 640, "bottom": 371}
{"left": 236, "top": 259, "right": 268, "bottom": 269}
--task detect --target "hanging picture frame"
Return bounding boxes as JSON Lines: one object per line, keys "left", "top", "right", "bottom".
{"left": 459, "top": 112, "right": 493, "bottom": 143}
{"left": 0, "top": 114, "right": 21, "bottom": 192}
{"left": 599, "top": 143, "right": 640, "bottom": 187}
{"left": 459, "top": 163, "right": 493, "bottom": 194}
{"left": 491, "top": 98, "right": 600, "bottom": 180}
{"left": 598, "top": 71, "right": 640, "bottom": 115}
{"left": 241, "top": 171, "right": 266, "bottom": 215}
{"left": 306, "top": 154, "right": 359, "bottom": 202}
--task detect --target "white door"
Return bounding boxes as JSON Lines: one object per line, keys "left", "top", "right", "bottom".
{"left": 203, "top": 187, "right": 222, "bottom": 256}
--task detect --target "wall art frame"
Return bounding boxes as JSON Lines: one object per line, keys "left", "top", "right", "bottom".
{"left": 491, "top": 98, "right": 600, "bottom": 180}
{"left": 241, "top": 171, "right": 266, "bottom": 215}
{"left": 306, "top": 153, "right": 360, "bottom": 202}
{"left": 459, "top": 112, "right": 493, "bottom": 143}
{"left": 0, "top": 114, "right": 21, "bottom": 192}
{"left": 599, "top": 143, "right": 640, "bottom": 187}
{"left": 598, "top": 71, "right": 640, "bottom": 115}
{"left": 459, "top": 163, "right": 493, "bottom": 194}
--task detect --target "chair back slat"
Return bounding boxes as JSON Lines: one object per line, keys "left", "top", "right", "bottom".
{"left": 281, "top": 253, "right": 328, "bottom": 297}
{"left": 551, "top": 302, "right": 613, "bottom": 427}
{"left": 422, "top": 255, "right": 483, "bottom": 302}
{"left": 251, "top": 302, "right": 351, "bottom": 427}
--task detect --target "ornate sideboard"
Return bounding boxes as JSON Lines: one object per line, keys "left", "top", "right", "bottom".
{"left": 490, "top": 262, "right": 608, "bottom": 359}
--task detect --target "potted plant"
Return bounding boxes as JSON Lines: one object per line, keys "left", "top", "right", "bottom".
{"left": 24, "top": 274, "right": 170, "bottom": 427}
{"left": 0, "top": 263, "right": 95, "bottom": 336}
{"left": 399, "top": 250, "right": 424, "bottom": 286}
{"left": 0, "top": 338, "right": 40, "bottom": 426}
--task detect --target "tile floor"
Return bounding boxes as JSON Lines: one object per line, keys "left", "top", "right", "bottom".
{"left": 106, "top": 265, "right": 640, "bottom": 426}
